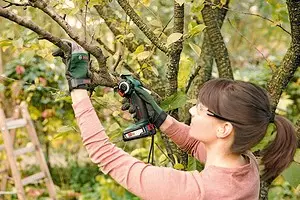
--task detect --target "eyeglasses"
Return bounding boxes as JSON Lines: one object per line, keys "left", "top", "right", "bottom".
{"left": 197, "top": 103, "right": 239, "bottom": 124}
{"left": 206, "top": 109, "right": 239, "bottom": 124}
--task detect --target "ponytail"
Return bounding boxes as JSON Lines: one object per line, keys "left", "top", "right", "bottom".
{"left": 261, "top": 115, "right": 297, "bottom": 181}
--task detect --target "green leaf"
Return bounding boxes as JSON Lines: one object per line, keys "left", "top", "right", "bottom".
{"left": 160, "top": 91, "right": 187, "bottom": 111}
{"left": 150, "top": 65, "right": 159, "bottom": 76}
{"left": 53, "top": 132, "right": 69, "bottom": 140}
{"left": 175, "top": 0, "right": 185, "bottom": 6}
{"left": 0, "top": 40, "right": 12, "bottom": 47}
{"left": 158, "top": 154, "right": 168, "bottom": 164}
{"left": 137, "top": 51, "right": 151, "bottom": 61}
{"left": 188, "top": 24, "right": 206, "bottom": 37}
{"left": 282, "top": 162, "right": 300, "bottom": 188}
{"left": 130, "top": 148, "right": 147, "bottom": 157}
{"left": 294, "top": 148, "right": 300, "bottom": 163}
{"left": 13, "top": 38, "right": 24, "bottom": 49}
{"left": 134, "top": 45, "right": 145, "bottom": 54}
{"left": 251, "top": 123, "right": 277, "bottom": 152}
{"left": 108, "top": 122, "right": 120, "bottom": 132}
{"left": 187, "top": 156, "right": 204, "bottom": 171}
{"left": 57, "top": 126, "right": 74, "bottom": 133}
{"left": 189, "top": 42, "right": 202, "bottom": 57}
{"left": 220, "top": 0, "right": 227, "bottom": 6}
{"left": 174, "top": 163, "right": 185, "bottom": 170}
{"left": 166, "top": 33, "right": 183, "bottom": 47}
{"left": 149, "top": 20, "right": 162, "bottom": 27}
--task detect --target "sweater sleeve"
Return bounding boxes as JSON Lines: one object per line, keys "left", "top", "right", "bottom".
{"left": 163, "top": 117, "right": 206, "bottom": 163}
{"left": 73, "top": 97, "right": 203, "bottom": 200}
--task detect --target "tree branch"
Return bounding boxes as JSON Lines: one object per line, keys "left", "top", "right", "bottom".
{"left": 94, "top": 4, "right": 139, "bottom": 53}
{"left": 166, "top": 1, "right": 184, "bottom": 96}
{"left": 201, "top": 0, "right": 233, "bottom": 79}
{"left": 116, "top": 0, "right": 168, "bottom": 54}
{"left": 267, "top": 0, "right": 300, "bottom": 113}
{"left": 186, "top": 0, "right": 230, "bottom": 93}
{"left": 205, "top": 1, "right": 291, "bottom": 35}
{"left": 27, "top": 0, "right": 115, "bottom": 87}
{"left": 259, "top": 1, "right": 300, "bottom": 199}
{"left": 162, "top": 1, "right": 186, "bottom": 167}
{"left": 94, "top": 4, "right": 122, "bottom": 37}
{"left": 0, "top": 6, "right": 69, "bottom": 53}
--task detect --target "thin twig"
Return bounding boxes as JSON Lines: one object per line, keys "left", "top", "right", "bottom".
{"left": 113, "top": 54, "right": 122, "bottom": 72}
{"left": 204, "top": 1, "right": 291, "bottom": 35}
{"left": 117, "top": 0, "right": 168, "bottom": 54}
{"left": 227, "top": 18, "right": 274, "bottom": 71}
{"left": 137, "top": 0, "right": 160, "bottom": 22}
{"left": 155, "top": 143, "right": 175, "bottom": 165}
{"left": 83, "top": 0, "right": 89, "bottom": 42}
{"left": 3, "top": 0, "right": 30, "bottom": 8}
{"left": 96, "top": 38, "right": 115, "bottom": 55}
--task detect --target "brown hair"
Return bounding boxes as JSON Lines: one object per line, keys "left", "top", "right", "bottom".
{"left": 198, "top": 78, "right": 297, "bottom": 180}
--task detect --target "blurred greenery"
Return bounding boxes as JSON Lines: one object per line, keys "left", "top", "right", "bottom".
{"left": 0, "top": 0, "right": 299, "bottom": 199}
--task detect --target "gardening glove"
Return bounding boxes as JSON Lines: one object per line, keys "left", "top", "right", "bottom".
{"left": 121, "top": 87, "right": 167, "bottom": 128}
{"left": 52, "top": 40, "right": 91, "bottom": 91}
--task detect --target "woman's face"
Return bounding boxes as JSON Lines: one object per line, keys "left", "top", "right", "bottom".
{"left": 189, "top": 103, "right": 219, "bottom": 143}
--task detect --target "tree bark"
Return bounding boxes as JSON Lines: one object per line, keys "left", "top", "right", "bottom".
{"left": 161, "top": 1, "right": 188, "bottom": 167}
{"left": 116, "top": 0, "right": 168, "bottom": 54}
{"left": 201, "top": 0, "right": 233, "bottom": 79}
{"left": 261, "top": 1, "right": 300, "bottom": 199}
{"left": 267, "top": 0, "right": 300, "bottom": 113}
{"left": 183, "top": 0, "right": 230, "bottom": 123}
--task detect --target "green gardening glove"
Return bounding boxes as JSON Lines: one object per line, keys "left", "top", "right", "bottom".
{"left": 52, "top": 40, "right": 91, "bottom": 91}
{"left": 122, "top": 87, "right": 167, "bottom": 128}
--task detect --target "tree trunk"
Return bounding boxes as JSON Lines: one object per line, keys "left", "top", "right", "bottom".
{"left": 183, "top": 0, "right": 230, "bottom": 123}
{"left": 162, "top": 1, "right": 188, "bottom": 167}
{"left": 201, "top": 0, "right": 233, "bottom": 79}
{"left": 261, "top": 1, "right": 300, "bottom": 199}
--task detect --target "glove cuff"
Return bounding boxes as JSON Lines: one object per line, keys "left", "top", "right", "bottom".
{"left": 153, "top": 111, "right": 167, "bottom": 128}
{"left": 68, "top": 78, "right": 91, "bottom": 92}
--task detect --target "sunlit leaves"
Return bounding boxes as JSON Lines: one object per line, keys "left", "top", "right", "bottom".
{"left": 282, "top": 162, "right": 300, "bottom": 188}
{"left": 166, "top": 33, "right": 183, "bottom": 47}
{"left": 137, "top": 51, "right": 151, "bottom": 61}
{"left": 189, "top": 42, "right": 202, "bottom": 57}
{"left": 178, "top": 54, "right": 193, "bottom": 89}
{"left": 294, "top": 149, "right": 300, "bottom": 164}
{"left": 187, "top": 24, "right": 206, "bottom": 38}
{"left": 160, "top": 91, "right": 187, "bottom": 111}
{"left": 251, "top": 123, "right": 277, "bottom": 152}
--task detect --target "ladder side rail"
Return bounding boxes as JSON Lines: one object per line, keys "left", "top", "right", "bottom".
{"left": 20, "top": 103, "right": 56, "bottom": 199}
{"left": 0, "top": 108, "right": 26, "bottom": 200}
{"left": 0, "top": 105, "right": 21, "bottom": 195}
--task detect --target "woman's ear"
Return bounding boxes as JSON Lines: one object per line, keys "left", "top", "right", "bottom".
{"left": 216, "top": 122, "right": 233, "bottom": 138}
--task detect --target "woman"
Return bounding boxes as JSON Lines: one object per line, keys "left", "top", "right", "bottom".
{"left": 56, "top": 41, "right": 297, "bottom": 199}
{"left": 71, "top": 78, "right": 297, "bottom": 200}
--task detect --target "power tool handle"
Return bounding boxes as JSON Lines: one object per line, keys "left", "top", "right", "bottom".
{"left": 130, "top": 91, "right": 149, "bottom": 121}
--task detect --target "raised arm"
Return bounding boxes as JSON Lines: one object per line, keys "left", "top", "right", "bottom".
{"left": 125, "top": 87, "right": 206, "bottom": 163}
{"left": 71, "top": 90, "right": 203, "bottom": 200}
{"left": 160, "top": 115, "right": 206, "bottom": 163}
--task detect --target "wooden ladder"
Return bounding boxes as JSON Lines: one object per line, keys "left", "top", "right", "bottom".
{"left": 0, "top": 102, "right": 56, "bottom": 200}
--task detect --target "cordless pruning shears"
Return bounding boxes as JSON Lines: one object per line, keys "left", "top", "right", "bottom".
{"left": 117, "top": 75, "right": 156, "bottom": 141}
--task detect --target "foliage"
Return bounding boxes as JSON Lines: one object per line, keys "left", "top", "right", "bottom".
{"left": 0, "top": 0, "right": 299, "bottom": 199}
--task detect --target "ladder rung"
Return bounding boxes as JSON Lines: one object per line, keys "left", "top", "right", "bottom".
{"left": 14, "top": 145, "right": 35, "bottom": 156}
{"left": 21, "top": 172, "right": 45, "bottom": 186}
{"left": 0, "top": 144, "right": 4, "bottom": 151}
{"left": 6, "top": 118, "right": 27, "bottom": 130}
{"left": 0, "top": 191, "right": 17, "bottom": 195}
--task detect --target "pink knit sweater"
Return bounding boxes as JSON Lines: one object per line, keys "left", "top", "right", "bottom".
{"left": 73, "top": 97, "right": 260, "bottom": 200}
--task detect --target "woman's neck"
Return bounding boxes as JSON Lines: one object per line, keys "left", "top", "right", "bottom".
{"left": 204, "top": 143, "right": 247, "bottom": 168}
